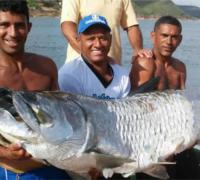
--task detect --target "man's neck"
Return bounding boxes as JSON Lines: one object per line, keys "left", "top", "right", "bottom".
{"left": 82, "top": 55, "right": 111, "bottom": 74}
{"left": 82, "top": 55, "right": 113, "bottom": 88}
{"left": 153, "top": 49, "right": 172, "bottom": 64}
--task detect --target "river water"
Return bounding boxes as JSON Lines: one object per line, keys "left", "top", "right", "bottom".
{"left": 26, "top": 17, "right": 200, "bottom": 88}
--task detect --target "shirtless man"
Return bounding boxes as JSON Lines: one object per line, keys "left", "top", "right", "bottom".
{"left": 131, "top": 16, "right": 200, "bottom": 180}
{"left": 0, "top": 1, "right": 71, "bottom": 179}
{"left": 130, "top": 15, "right": 186, "bottom": 90}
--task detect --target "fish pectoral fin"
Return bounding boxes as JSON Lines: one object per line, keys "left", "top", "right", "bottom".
{"left": 87, "top": 153, "right": 135, "bottom": 178}
{"left": 194, "top": 144, "right": 200, "bottom": 151}
{"left": 94, "top": 153, "right": 132, "bottom": 166}
{"left": 102, "top": 168, "right": 114, "bottom": 179}
{"left": 142, "top": 165, "right": 169, "bottom": 180}
{"left": 174, "top": 137, "right": 185, "bottom": 154}
{"left": 102, "top": 162, "right": 137, "bottom": 178}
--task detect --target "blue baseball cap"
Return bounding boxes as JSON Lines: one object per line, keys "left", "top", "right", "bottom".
{"left": 78, "top": 14, "right": 111, "bottom": 34}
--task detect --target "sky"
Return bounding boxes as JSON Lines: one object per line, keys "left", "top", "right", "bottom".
{"left": 172, "top": 0, "right": 200, "bottom": 7}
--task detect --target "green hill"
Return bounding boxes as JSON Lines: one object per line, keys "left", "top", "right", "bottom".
{"left": 132, "top": 0, "right": 191, "bottom": 18}
{"left": 178, "top": 5, "right": 200, "bottom": 18}
{"left": 27, "top": 0, "right": 195, "bottom": 18}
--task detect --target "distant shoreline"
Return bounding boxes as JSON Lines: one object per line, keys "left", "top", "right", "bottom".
{"left": 30, "top": 9, "right": 60, "bottom": 17}
{"left": 137, "top": 17, "right": 198, "bottom": 20}
{"left": 29, "top": 9, "right": 198, "bottom": 20}
{"left": 28, "top": 0, "right": 200, "bottom": 19}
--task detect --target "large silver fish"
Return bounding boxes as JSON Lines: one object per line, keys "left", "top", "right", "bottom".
{"left": 0, "top": 89, "right": 200, "bottom": 179}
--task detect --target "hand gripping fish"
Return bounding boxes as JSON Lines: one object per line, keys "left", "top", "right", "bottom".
{"left": 0, "top": 88, "right": 200, "bottom": 179}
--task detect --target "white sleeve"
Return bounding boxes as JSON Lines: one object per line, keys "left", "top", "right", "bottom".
{"left": 121, "top": 76, "right": 131, "bottom": 98}
{"left": 114, "top": 65, "right": 131, "bottom": 98}
{"left": 58, "top": 70, "right": 82, "bottom": 94}
{"left": 60, "top": 0, "right": 80, "bottom": 24}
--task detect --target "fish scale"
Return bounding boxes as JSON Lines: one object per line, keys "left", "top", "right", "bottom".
{"left": 0, "top": 89, "right": 199, "bottom": 178}
{"left": 75, "top": 91, "right": 197, "bottom": 166}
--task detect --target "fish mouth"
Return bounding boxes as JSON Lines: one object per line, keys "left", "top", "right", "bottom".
{"left": 0, "top": 88, "right": 18, "bottom": 117}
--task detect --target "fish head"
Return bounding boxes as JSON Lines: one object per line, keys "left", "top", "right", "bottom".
{"left": 12, "top": 91, "right": 89, "bottom": 147}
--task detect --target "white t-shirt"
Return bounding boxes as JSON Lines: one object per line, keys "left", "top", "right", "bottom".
{"left": 58, "top": 56, "right": 130, "bottom": 99}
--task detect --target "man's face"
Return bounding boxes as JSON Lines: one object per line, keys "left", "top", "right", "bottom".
{"left": 0, "top": 11, "right": 31, "bottom": 55}
{"left": 78, "top": 25, "right": 111, "bottom": 64}
{"left": 151, "top": 23, "right": 182, "bottom": 57}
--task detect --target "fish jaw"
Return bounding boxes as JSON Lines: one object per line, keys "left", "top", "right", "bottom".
{"left": 0, "top": 108, "right": 38, "bottom": 145}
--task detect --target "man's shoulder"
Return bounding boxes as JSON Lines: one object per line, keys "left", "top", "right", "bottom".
{"left": 59, "top": 57, "right": 85, "bottom": 74}
{"left": 25, "top": 53, "right": 57, "bottom": 73}
{"left": 26, "top": 53, "right": 55, "bottom": 65}
{"left": 111, "top": 64, "right": 129, "bottom": 76}
{"left": 173, "top": 58, "right": 186, "bottom": 73}
{"left": 173, "top": 57, "right": 185, "bottom": 65}
{"left": 172, "top": 57, "right": 186, "bottom": 70}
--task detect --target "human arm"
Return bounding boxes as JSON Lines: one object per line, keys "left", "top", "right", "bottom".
{"left": 41, "top": 57, "right": 59, "bottom": 91}
{"left": 61, "top": 21, "right": 80, "bottom": 54}
{"left": 50, "top": 69, "right": 59, "bottom": 91}
{"left": 179, "top": 62, "right": 187, "bottom": 90}
{"left": 49, "top": 60, "right": 59, "bottom": 91}
{"left": 34, "top": 55, "right": 59, "bottom": 91}
{"left": 121, "top": 0, "right": 152, "bottom": 58}
{"left": 127, "top": 25, "right": 143, "bottom": 54}
{"left": 129, "top": 57, "right": 155, "bottom": 90}
{"left": 0, "top": 144, "right": 31, "bottom": 160}
{"left": 126, "top": 26, "right": 153, "bottom": 58}
{"left": 180, "top": 73, "right": 186, "bottom": 90}
{"left": 60, "top": 0, "right": 80, "bottom": 54}
{"left": 172, "top": 59, "right": 187, "bottom": 90}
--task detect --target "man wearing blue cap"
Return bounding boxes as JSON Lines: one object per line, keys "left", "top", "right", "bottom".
{"left": 59, "top": 14, "right": 130, "bottom": 99}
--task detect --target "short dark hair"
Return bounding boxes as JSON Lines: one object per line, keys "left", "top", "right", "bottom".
{"left": 154, "top": 16, "right": 182, "bottom": 33}
{"left": 0, "top": 0, "right": 29, "bottom": 23}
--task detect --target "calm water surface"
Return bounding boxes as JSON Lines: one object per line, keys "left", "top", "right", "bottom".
{"left": 26, "top": 17, "right": 200, "bottom": 88}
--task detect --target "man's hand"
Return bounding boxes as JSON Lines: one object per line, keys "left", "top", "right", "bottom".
{"left": 135, "top": 49, "right": 153, "bottom": 59}
{"left": 88, "top": 167, "right": 102, "bottom": 180}
{"left": 2, "top": 143, "right": 32, "bottom": 160}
